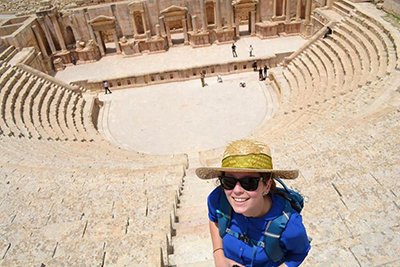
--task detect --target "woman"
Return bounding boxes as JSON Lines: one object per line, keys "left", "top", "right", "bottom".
{"left": 196, "top": 139, "right": 310, "bottom": 267}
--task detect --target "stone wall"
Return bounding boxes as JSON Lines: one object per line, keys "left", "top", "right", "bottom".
{"left": 72, "top": 52, "right": 291, "bottom": 91}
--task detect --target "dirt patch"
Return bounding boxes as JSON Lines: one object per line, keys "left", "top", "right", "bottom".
{"left": 382, "top": 12, "right": 400, "bottom": 28}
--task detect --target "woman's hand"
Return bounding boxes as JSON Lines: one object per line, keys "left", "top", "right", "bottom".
{"left": 213, "top": 247, "right": 244, "bottom": 267}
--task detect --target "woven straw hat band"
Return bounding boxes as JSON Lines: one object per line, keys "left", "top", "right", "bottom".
{"left": 221, "top": 154, "right": 273, "bottom": 169}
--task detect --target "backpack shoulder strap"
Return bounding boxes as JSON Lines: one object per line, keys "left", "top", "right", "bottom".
{"left": 216, "top": 189, "right": 232, "bottom": 238}
{"left": 263, "top": 199, "right": 292, "bottom": 262}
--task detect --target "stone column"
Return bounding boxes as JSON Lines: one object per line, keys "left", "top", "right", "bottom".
{"left": 272, "top": 0, "right": 277, "bottom": 19}
{"left": 226, "top": 0, "right": 233, "bottom": 30}
{"left": 216, "top": 0, "right": 222, "bottom": 31}
{"left": 113, "top": 31, "right": 121, "bottom": 53}
{"left": 305, "top": 0, "right": 311, "bottom": 24}
{"left": 156, "top": 24, "right": 161, "bottom": 38}
{"left": 235, "top": 13, "right": 240, "bottom": 37}
{"left": 192, "top": 15, "right": 198, "bottom": 33}
{"left": 165, "top": 22, "right": 172, "bottom": 46}
{"left": 84, "top": 11, "right": 96, "bottom": 42}
{"left": 328, "top": 0, "right": 333, "bottom": 9}
{"left": 39, "top": 17, "right": 56, "bottom": 54}
{"left": 159, "top": 16, "right": 166, "bottom": 35}
{"left": 131, "top": 12, "right": 139, "bottom": 36}
{"left": 95, "top": 31, "right": 105, "bottom": 55}
{"left": 296, "top": 0, "right": 302, "bottom": 20}
{"left": 285, "top": 0, "right": 291, "bottom": 22}
{"left": 282, "top": 0, "right": 286, "bottom": 19}
{"left": 200, "top": 0, "right": 207, "bottom": 32}
{"left": 32, "top": 25, "right": 49, "bottom": 58}
{"left": 141, "top": 11, "right": 148, "bottom": 34}
{"left": 50, "top": 14, "right": 67, "bottom": 51}
{"left": 250, "top": 10, "right": 256, "bottom": 36}
{"left": 256, "top": 1, "right": 261, "bottom": 22}
{"left": 182, "top": 18, "right": 189, "bottom": 44}
{"left": 72, "top": 15, "right": 82, "bottom": 41}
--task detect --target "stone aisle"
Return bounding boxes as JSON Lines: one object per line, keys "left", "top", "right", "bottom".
{"left": 168, "top": 156, "right": 215, "bottom": 267}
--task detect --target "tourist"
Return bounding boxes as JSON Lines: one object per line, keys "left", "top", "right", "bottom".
{"left": 232, "top": 43, "right": 238, "bottom": 57}
{"left": 196, "top": 139, "right": 311, "bottom": 267}
{"left": 71, "top": 54, "right": 76, "bottom": 65}
{"left": 103, "top": 81, "right": 112, "bottom": 94}
{"left": 239, "top": 81, "right": 246, "bottom": 88}
{"left": 201, "top": 71, "right": 208, "bottom": 87}
{"left": 323, "top": 26, "right": 333, "bottom": 39}
{"left": 252, "top": 61, "right": 257, "bottom": 71}
{"left": 217, "top": 75, "right": 223, "bottom": 83}
{"left": 258, "top": 68, "right": 264, "bottom": 81}
{"left": 249, "top": 45, "right": 254, "bottom": 57}
{"left": 263, "top": 65, "right": 269, "bottom": 79}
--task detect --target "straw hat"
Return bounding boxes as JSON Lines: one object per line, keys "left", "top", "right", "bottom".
{"left": 196, "top": 139, "right": 299, "bottom": 180}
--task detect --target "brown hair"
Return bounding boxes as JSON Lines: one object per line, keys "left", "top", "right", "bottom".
{"left": 260, "top": 173, "right": 286, "bottom": 198}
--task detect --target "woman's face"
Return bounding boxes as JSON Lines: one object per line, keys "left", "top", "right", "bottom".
{"left": 223, "top": 172, "right": 271, "bottom": 217}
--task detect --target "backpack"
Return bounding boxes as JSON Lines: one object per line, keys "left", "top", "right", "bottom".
{"left": 216, "top": 178, "right": 304, "bottom": 265}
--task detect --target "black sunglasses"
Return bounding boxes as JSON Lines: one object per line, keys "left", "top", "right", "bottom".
{"left": 218, "top": 175, "right": 262, "bottom": 191}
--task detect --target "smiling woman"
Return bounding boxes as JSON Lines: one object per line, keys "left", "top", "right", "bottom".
{"left": 195, "top": 139, "right": 311, "bottom": 267}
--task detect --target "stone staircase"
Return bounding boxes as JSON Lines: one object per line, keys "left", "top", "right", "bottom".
{"left": 168, "top": 157, "right": 215, "bottom": 267}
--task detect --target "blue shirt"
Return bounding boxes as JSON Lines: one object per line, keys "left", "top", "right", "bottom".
{"left": 208, "top": 186, "right": 311, "bottom": 267}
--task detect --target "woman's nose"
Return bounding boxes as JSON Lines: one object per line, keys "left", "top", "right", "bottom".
{"left": 233, "top": 181, "right": 244, "bottom": 193}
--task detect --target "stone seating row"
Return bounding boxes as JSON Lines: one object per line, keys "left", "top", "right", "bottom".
{"left": 0, "top": 164, "right": 186, "bottom": 266}
{"left": 0, "top": 135, "right": 188, "bottom": 171}
{"left": 0, "top": 45, "right": 17, "bottom": 63}
{"left": 0, "top": 60, "right": 104, "bottom": 142}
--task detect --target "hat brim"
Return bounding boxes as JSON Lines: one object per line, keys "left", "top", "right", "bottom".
{"left": 196, "top": 167, "right": 299, "bottom": 180}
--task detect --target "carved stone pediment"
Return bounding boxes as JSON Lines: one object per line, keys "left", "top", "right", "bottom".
{"left": 233, "top": 0, "right": 258, "bottom": 12}
{"left": 160, "top": 5, "right": 188, "bottom": 18}
{"left": 89, "top": 15, "right": 116, "bottom": 26}
{"left": 232, "top": 0, "right": 258, "bottom": 5}
{"left": 128, "top": 1, "right": 145, "bottom": 12}
{"left": 89, "top": 15, "right": 116, "bottom": 31}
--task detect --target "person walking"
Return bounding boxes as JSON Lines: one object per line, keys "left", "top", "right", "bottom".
{"left": 252, "top": 61, "right": 257, "bottom": 71}
{"left": 249, "top": 45, "right": 253, "bottom": 57}
{"left": 103, "top": 81, "right": 112, "bottom": 94}
{"left": 259, "top": 68, "right": 264, "bottom": 81}
{"left": 71, "top": 55, "right": 76, "bottom": 65}
{"left": 263, "top": 65, "right": 269, "bottom": 79}
{"left": 232, "top": 43, "right": 238, "bottom": 57}
{"left": 200, "top": 71, "right": 207, "bottom": 87}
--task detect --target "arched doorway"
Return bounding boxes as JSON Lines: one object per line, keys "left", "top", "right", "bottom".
{"left": 89, "top": 15, "right": 121, "bottom": 56}
{"left": 233, "top": 0, "right": 258, "bottom": 37}
{"left": 160, "top": 6, "right": 189, "bottom": 46}
{"left": 65, "top": 26, "right": 76, "bottom": 49}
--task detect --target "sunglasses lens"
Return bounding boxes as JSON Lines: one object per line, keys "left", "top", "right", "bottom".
{"left": 220, "top": 177, "right": 236, "bottom": 190}
{"left": 240, "top": 177, "right": 259, "bottom": 191}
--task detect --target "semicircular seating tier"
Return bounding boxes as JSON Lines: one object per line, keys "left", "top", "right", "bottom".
{"left": 0, "top": 44, "right": 188, "bottom": 266}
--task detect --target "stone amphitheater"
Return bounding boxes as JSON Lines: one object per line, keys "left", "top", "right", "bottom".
{"left": 0, "top": 0, "right": 399, "bottom": 266}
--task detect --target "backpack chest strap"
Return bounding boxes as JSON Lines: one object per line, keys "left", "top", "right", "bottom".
{"left": 226, "top": 228, "right": 265, "bottom": 248}
{"left": 263, "top": 200, "right": 292, "bottom": 262}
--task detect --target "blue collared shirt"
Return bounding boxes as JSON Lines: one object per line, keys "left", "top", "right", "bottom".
{"left": 208, "top": 186, "right": 311, "bottom": 267}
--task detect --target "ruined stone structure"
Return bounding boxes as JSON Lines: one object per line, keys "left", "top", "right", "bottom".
{"left": 0, "top": 0, "right": 328, "bottom": 73}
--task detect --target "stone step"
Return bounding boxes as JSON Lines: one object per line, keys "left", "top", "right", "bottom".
{"left": 168, "top": 238, "right": 213, "bottom": 266}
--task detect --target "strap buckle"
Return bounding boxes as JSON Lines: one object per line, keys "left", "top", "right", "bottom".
{"left": 238, "top": 234, "right": 250, "bottom": 244}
